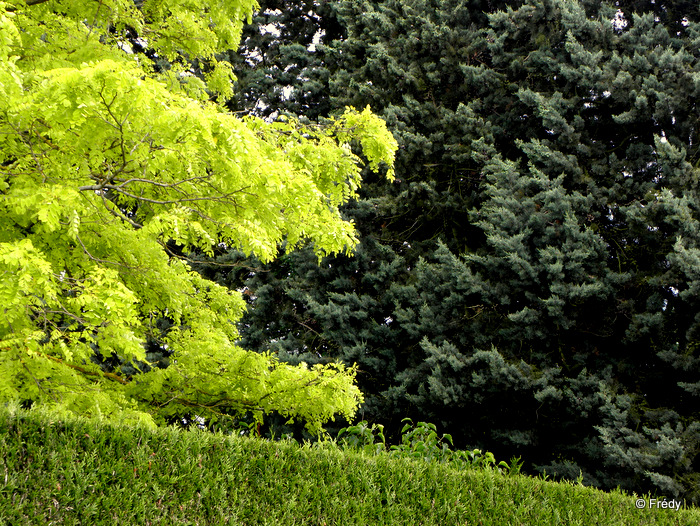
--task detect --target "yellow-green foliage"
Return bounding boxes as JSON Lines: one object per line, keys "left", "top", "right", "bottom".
{"left": 0, "top": 0, "right": 397, "bottom": 430}
{"left": 2, "top": 407, "right": 698, "bottom": 525}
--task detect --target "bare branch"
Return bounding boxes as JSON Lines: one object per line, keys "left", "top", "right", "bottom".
{"left": 297, "top": 319, "right": 324, "bottom": 338}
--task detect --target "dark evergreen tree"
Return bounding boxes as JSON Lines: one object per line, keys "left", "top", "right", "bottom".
{"left": 224, "top": 0, "right": 342, "bottom": 119}
{"left": 385, "top": 0, "right": 700, "bottom": 500}
{"left": 200, "top": 0, "right": 515, "bottom": 428}
{"left": 196, "top": 0, "right": 700, "bottom": 501}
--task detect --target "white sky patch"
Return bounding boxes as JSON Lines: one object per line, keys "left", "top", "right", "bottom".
{"left": 612, "top": 9, "right": 629, "bottom": 31}
{"left": 181, "top": 415, "right": 206, "bottom": 429}
{"left": 260, "top": 23, "right": 281, "bottom": 38}
{"left": 260, "top": 9, "right": 283, "bottom": 37}
{"left": 308, "top": 29, "right": 324, "bottom": 52}
{"left": 118, "top": 40, "right": 134, "bottom": 54}
{"left": 117, "top": 37, "right": 148, "bottom": 55}
{"left": 242, "top": 48, "right": 263, "bottom": 67}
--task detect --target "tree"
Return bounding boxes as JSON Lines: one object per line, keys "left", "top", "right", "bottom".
{"left": 224, "top": 0, "right": 344, "bottom": 120}
{"left": 387, "top": 0, "right": 700, "bottom": 501}
{"left": 0, "top": 0, "right": 396, "bottom": 433}
{"left": 203, "top": 0, "right": 517, "bottom": 430}
{"left": 220, "top": 0, "right": 700, "bottom": 501}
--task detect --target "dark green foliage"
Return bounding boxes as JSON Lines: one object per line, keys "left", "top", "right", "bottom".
{"left": 325, "top": 0, "right": 512, "bottom": 252}
{"left": 3, "top": 407, "right": 699, "bottom": 525}
{"left": 613, "top": 0, "right": 700, "bottom": 36}
{"left": 201, "top": 0, "right": 700, "bottom": 503}
{"left": 224, "top": 0, "right": 342, "bottom": 120}
{"left": 400, "top": 0, "right": 700, "bottom": 500}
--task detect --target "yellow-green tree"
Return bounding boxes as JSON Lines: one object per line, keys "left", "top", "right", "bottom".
{"left": 0, "top": 0, "right": 396, "bottom": 432}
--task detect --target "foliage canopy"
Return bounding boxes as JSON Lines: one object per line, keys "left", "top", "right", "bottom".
{"left": 218, "top": 0, "right": 700, "bottom": 502}
{"left": 0, "top": 0, "right": 396, "bottom": 432}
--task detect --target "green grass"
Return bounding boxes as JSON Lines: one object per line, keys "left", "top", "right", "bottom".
{"left": 0, "top": 407, "right": 698, "bottom": 525}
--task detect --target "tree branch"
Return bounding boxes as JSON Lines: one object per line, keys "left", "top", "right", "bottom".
{"left": 160, "top": 243, "right": 270, "bottom": 271}
{"left": 99, "top": 192, "right": 143, "bottom": 229}
{"left": 75, "top": 231, "right": 137, "bottom": 269}
{"left": 80, "top": 183, "right": 243, "bottom": 207}
{"left": 41, "top": 353, "right": 130, "bottom": 385}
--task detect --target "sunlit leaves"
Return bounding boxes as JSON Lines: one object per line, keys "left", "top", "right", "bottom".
{"left": 0, "top": 0, "right": 395, "bottom": 430}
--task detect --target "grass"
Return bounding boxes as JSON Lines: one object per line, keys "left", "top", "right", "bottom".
{"left": 0, "top": 407, "right": 698, "bottom": 525}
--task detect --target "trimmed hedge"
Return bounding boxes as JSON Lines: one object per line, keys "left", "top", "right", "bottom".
{"left": 0, "top": 407, "right": 697, "bottom": 525}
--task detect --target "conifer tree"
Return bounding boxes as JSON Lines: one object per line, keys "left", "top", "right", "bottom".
{"left": 224, "top": 0, "right": 343, "bottom": 119}
{"left": 388, "top": 0, "right": 700, "bottom": 499}
{"left": 211, "top": 0, "right": 700, "bottom": 500}
{"left": 204, "top": 0, "right": 515, "bottom": 418}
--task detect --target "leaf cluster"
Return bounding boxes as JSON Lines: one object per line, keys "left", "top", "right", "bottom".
{"left": 0, "top": 0, "right": 396, "bottom": 431}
